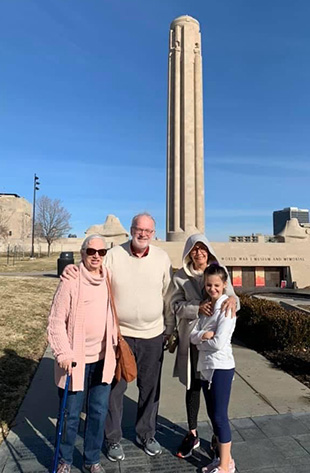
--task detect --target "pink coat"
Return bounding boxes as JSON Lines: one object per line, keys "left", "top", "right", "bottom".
{"left": 47, "top": 265, "right": 117, "bottom": 391}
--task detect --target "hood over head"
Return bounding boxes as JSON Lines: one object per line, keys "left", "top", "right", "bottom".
{"left": 182, "top": 234, "right": 218, "bottom": 276}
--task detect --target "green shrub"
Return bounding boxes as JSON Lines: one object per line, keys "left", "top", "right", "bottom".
{"left": 235, "top": 295, "right": 310, "bottom": 351}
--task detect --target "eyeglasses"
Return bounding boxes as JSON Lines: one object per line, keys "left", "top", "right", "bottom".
{"left": 85, "top": 248, "right": 107, "bottom": 257}
{"left": 191, "top": 246, "right": 208, "bottom": 253}
{"left": 132, "top": 227, "right": 155, "bottom": 236}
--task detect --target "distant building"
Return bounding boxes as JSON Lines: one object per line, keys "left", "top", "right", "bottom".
{"left": 273, "top": 207, "right": 309, "bottom": 235}
{"left": 229, "top": 233, "right": 265, "bottom": 243}
{"left": 229, "top": 234, "right": 276, "bottom": 243}
{"left": 0, "top": 193, "right": 32, "bottom": 243}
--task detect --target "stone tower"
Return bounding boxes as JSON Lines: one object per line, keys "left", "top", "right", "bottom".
{"left": 166, "top": 15, "right": 205, "bottom": 242}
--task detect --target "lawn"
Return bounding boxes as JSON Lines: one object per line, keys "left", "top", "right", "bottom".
{"left": 0, "top": 253, "right": 80, "bottom": 273}
{"left": 0, "top": 275, "right": 59, "bottom": 439}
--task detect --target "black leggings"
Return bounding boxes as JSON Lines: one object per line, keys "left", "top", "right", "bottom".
{"left": 186, "top": 344, "right": 202, "bottom": 431}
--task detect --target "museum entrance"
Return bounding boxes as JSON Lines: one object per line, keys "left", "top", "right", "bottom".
{"left": 241, "top": 267, "right": 255, "bottom": 288}
{"left": 265, "top": 267, "right": 285, "bottom": 288}
{"left": 227, "top": 266, "right": 289, "bottom": 288}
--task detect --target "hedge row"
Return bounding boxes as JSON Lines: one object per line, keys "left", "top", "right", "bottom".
{"left": 235, "top": 295, "right": 310, "bottom": 351}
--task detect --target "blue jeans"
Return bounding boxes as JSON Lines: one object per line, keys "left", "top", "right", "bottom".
{"left": 57, "top": 359, "right": 111, "bottom": 466}
{"left": 201, "top": 368, "right": 234, "bottom": 444}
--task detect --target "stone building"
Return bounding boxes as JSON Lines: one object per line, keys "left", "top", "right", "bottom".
{"left": 85, "top": 214, "right": 129, "bottom": 247}
{"left": 153, "top": 237, "right": 310, "bottom": 289}
{"left": 0, "top": 193, "right": 32, "bottom": 248}
{"left": 163, "top": 17, "right": 310, "bottom": 289}
{"left": 273, "top": 207, "right": 309, "bottom": 235}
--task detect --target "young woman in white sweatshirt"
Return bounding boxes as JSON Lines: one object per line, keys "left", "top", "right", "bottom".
{"left": 190, "top": 264, "right": 236, "bottom": 473}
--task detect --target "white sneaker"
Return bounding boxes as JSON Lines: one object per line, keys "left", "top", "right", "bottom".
{"left": 202, "top": 458, "right": 235, "bottom": 473}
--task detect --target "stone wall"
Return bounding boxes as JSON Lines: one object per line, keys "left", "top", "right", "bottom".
{"left": 0, "top": 194, "right": 32, "bottom": 243}
{"left": 1, "top": 233, "right": 309, "bottom": 288}
{"left": 152, "top": 240, "right": 310, "bottom": 289}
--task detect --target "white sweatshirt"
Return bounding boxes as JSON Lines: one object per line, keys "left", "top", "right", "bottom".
{"left": 190, "top": 294, "right": 236, "bottom": 376}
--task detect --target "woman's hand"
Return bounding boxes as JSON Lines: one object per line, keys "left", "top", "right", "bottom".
{"left": 221, "top": 296, "right": 237, "bottom": 317}
{"left": 59, "top": 359, "right": 74, "bottom": 375}
{"left": 61, "top": 264, "right": 79, "bottom": 280}
{"left": 202, "top": 331, "right": 215, "bottom": 340}
{"left": 199, "top": 300, "right": 213, "bottom": 317}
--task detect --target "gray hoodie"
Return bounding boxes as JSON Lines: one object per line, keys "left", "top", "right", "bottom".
{"left": 171, "top": 233, "right": 239, "bottom": 388}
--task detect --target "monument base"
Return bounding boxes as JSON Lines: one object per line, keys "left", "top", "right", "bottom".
{"left": 166, "top": 229, "right": 202, "bottom": 242}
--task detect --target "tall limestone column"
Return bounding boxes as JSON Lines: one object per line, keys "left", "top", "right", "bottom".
{"left": 166, "top": 15, "right": 205, "bottom": 242}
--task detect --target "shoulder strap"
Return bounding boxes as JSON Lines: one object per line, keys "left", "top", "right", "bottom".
{"left": 106, "top": 271, "right": 122, "bottom": 340}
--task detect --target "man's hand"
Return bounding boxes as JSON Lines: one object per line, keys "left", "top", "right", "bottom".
{"left": 202, "top": 330, "right": 215, "bottom": 340}
{"left": 199, "top": 300, "right": 213, "bottom": 317}
{"left": 59, "top": 359, "right": 74, "bottom": 375}
{"left": 221, "top": 296, "right": 237, "bottom": 318}
{"left": 61, "top": 264, "right": 79, "bottom": 280}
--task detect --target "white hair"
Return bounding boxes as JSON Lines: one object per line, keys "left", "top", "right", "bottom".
{"left": 131, "top": 212, "right": 156, "bottom": 228}
{"left": 81, "top": 234, "right": 106, "bottom": 251}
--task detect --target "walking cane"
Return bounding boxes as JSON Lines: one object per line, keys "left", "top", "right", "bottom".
{"left": 52, "top": 362, "right": 77, "bottom": 473}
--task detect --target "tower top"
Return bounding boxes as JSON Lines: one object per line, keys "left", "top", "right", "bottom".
{"left": 170, "top": 15, "right": 200, "bottom": 29}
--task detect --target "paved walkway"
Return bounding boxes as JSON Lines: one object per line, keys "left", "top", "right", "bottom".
{"left": 0, "top": 343, "right": 310, "bottom": 473}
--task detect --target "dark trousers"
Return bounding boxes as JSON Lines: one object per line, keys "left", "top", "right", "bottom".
{"left": 186, "top": 344, "right": 201, "bottom": 431}
{"left": 57, "top": 359, "right": 111, "bottom": 466}
{"left": 201, "top": 368, "right": 235, "bottom": 444}
{"left": 105, "top": 333, "right": 164, "bottom": 443}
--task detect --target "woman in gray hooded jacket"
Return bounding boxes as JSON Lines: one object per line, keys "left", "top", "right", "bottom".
{"left": 171, "top": 234, "right": 239, "bottom": 459}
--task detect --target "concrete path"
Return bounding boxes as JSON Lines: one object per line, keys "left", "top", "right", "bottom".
{"left": 0, "top": 343, "right": 310, "bottom": 473}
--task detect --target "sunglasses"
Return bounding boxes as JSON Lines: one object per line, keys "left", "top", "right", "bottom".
{"left": 85, "top": 248, "right": 107, "bottom": 257}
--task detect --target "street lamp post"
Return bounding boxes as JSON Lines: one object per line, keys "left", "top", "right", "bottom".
{"left": 31, "top": 173, "right": 40, "bottom": 258}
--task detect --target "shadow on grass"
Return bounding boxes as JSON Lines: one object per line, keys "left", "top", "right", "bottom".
{"left": 0, "top": 349, "right": 39, "bottom": 437}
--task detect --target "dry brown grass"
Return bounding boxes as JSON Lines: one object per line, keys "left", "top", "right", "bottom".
{"left": 0, "top": 276, "right": 59, "bottom": 439}
{"left": 0, "top": 253, "right": 80, "bottom": 273}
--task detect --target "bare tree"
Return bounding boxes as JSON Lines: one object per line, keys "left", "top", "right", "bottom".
{"left": 36, "top": 196, "right": 71, "bottom": 256}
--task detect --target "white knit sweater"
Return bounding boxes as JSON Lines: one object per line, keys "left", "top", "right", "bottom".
{"left": 105, "top": 241, "right": 173, "bottom": 338}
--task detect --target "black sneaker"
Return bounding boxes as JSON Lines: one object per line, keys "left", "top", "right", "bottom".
{"left": 176, "top": 432, "right": 200, "bottom": 458}
{"left": 210, "top": 434, "right": 219, "bottom": 459}
{"left": 106, "top": 442, "right": 125, "bottom": 462}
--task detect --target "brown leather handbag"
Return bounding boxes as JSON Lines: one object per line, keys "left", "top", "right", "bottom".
{"left": 107, "top": 273, "right": 137, "bottom": 383}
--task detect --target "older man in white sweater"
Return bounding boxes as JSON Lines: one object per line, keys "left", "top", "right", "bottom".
{"left": 62, "top": 213, "right": 173, "bottom": 460}
{"left": 104, "top": 213, "right": 173, "bottom": 461}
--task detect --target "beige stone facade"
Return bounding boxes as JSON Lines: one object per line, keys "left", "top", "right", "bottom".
{"left": 0, "top": 237, "right": 84, "bottom": 255}
{"left": 85, "top": 214, "right": 129, "bottom": 246}
{"left": 0, "top": 194, "right": 32, "bottom": 248}
{"left": 166, "top": 15, "right": 205, "bottom": 241}
{"left": 276, "top": 218, "right": 310, "bottom": 242}
{"left": 1, "top": 203, "right": 309, "bottom": 288}
{"left": 152, "top": 239, "right": 310, "bottom": 289}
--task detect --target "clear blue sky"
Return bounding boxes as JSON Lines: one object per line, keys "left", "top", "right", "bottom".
{"left": 1, "top": 0, "right": 309, "bottom": 241}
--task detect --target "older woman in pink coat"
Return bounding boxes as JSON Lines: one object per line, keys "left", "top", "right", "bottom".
{"left": 48, "top": 234, "right": 117, "bottom": 473}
